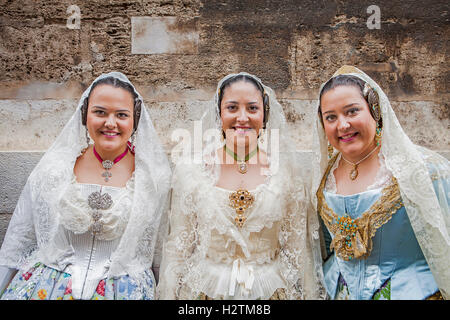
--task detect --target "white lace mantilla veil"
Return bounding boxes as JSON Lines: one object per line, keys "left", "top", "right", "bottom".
{"left": 158, "top": 72, "right": 326, "bottom": 299}
{"left": 311, "top": 65, "right": 450, "bottom": 299}
{"left": 0, "top": 72, "right": 172, "bottom": 282}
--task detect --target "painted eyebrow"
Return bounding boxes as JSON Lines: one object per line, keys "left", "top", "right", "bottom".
{"left": 223, "top": 101, "right": 259, "bottom": 104}
{"left": 322, "top": 103, "right": 359, "bottom": 115}
{"left": 91, "top": 106, "right": 131, "bottom": 113}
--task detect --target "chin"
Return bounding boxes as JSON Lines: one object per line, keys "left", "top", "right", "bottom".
{"left": 96, "top": 140, "right": 126, "bottom": 151}
{"left": 340, "top": 144, "right": 368, "bottom": 158}
{"left": 235, "top": 136, "right": 257, "bottom": 148}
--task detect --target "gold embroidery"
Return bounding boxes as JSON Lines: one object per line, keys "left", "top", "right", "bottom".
{"left": 425, "top": 291, "right": 444, "bottom": 300}
{"left": 317, "top": 154, "right": 403, "bottom": 261}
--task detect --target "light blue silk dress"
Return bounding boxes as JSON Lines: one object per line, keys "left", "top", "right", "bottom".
{"left": 320, "top": 156, "right": 447, "bottom": 300}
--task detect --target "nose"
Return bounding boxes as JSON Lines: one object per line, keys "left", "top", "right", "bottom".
{"left": 337, "top": 116, "right": 350, "bottom": 131}
{"left": 236, "top": 108, "right": 249, "bottom": 122}
{"left": 105, "top": 114, "right": 116, "bottom": 128}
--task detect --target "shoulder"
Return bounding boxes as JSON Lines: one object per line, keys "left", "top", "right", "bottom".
{"left": 171, "top": 157, "right": 207, "bottom": 190}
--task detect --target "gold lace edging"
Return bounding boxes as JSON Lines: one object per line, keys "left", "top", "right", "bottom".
{"left": 317, "top": 154, "right": 403, "bottom": 261}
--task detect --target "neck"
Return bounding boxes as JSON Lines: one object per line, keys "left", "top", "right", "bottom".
{"left": 93, "top": 145, "right": 128, "bottom": 162}
{"left": 224, "top": 142, "right": 259, "bottom": 163}
{"left": 341, "top": 144, "right": 380, "bottom": 166}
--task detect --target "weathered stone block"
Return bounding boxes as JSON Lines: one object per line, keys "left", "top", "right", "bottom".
{"left": 0, "top": 152, "right": 44, "bottom": 213}
{"left": 0, "top": 99, "right": 78, "bottom": 151}
{"left": 131, "top": 17, "right": 199, "bottom": 54}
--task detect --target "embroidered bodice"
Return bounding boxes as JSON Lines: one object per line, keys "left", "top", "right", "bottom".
{"left": 36, "top": 176, "right": 135, "bottom": 299}
{"left": 192, "top": 183, "right": 287, "bottom": 299}
{"left": 158, "top": 160, "right": 325, "bottom": 300}
{"left": 320, "top": 154, "right": 440, "bottom": 299}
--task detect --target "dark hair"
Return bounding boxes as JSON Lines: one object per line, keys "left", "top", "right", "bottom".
{"left": 218, "top": 74, "right": 270, "bottom": 128}
{"left": 81, "top": 76, "right": 142, "bottom": 132}
{"left": 318, "top": 74, "right": 382, "bottom": 128}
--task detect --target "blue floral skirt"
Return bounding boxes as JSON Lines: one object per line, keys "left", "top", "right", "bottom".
{"left": 1, "top": 262, "right": 154, "bottom": 300}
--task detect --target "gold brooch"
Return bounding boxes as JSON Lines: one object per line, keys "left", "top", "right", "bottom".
{"left": 229, "top": 189, "right": 254, "bottom": 227}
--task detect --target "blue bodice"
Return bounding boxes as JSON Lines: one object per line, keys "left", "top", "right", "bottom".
{"left": 322, "top": 187, "right": 438, "bottom": 300}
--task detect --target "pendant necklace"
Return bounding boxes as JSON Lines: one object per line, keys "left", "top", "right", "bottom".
{"left": 341, "top": 145, "right": 380, "bottom": 180}
{"left": 88, "top": 146, "right": 128, "bottom": 236}
{"left": 229, "top": 188, "right": 255, "bottom": 228}
{"left": 224, "top": 145, "right": 258, "bottom": 174}
{"left": 93, "top": 146, "right": 129, "bottom": 182}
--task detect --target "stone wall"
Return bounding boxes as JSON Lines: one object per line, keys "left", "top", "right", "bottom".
{"left": 0, "top": 0, "right": 449, "bottom": 244}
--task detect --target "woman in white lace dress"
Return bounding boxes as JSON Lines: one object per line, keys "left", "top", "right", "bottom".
{"left": 0, "top": 72, "right": 171, "bottom": 300}
{"left": 158, "top": 72, "right": 326, "bottom": 300}
{"left": 312, "top": 65, "right": 449, "bottom": 300}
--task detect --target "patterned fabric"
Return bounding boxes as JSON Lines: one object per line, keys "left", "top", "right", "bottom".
{"left": 1, "top": 263, "right": 154, "bottom": 300}
{"left": 335, "top": 275, "right": 443, "bottom": 300}
{"left": 372, "top": 280, "right": 391, "bottom": 300}
{"left": 335, "top": 276, "right": 390, "bottom": 300}
{"left": 197, "top": 288, "right": 287, "bottom": 300}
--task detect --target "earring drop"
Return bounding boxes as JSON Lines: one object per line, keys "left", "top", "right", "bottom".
{"left": 86, "top": 130, "right": 91, "bottom": 146}
{"left": 375, "top": 124, "right": 382, "bottom": 146}
{"left": 82, "top": 128, "right": 91, "bottom": 153}
{"left": 328, "top": 143, "right": 334, "bottom": 159}
{"left": 128, "top": 132, "right": 136, "bottom": 154}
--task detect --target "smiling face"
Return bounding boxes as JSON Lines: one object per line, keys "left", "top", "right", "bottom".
{"left": 320, "top": 85, "right": 377, "bottom": 162}
{"left": 220, "top": 80, "right": 264, "bottom": 151}
{"left": 86, "top": 84, "right": 134, "bottom": 157}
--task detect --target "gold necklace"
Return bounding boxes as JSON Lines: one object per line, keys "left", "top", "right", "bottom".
{"left": 224, "top": 145, "right": 258, "bottom": 174}
{"left": 341, "top": 145, "right": 380, "bottom": 180}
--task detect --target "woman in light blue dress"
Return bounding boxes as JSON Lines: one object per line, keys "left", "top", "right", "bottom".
{"left": 311, "top": 65, "right": 449, "bottom": 300}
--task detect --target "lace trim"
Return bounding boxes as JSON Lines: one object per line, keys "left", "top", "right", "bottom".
{"left": 58, "top": 177, "right": 134, "bottom": 241}
{"left": 159, "top": 157, "right": 327, "bottom": 300}
{"left": 189, "top": 161, "right": 283, "bottom": 235}
{"left": 317, "top": 154, "right": 403, "bottom": 261}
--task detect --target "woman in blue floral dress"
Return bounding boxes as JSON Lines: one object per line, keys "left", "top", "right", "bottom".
{"left": 0, "top": 72, "right": 171, "bottom": 300}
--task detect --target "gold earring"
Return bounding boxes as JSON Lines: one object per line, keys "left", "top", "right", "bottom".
{"left": 328, "top": 143, "right": 334, "bottom": 159}
{"left": 375, "top": 124, "right": 382, "bottom": 146}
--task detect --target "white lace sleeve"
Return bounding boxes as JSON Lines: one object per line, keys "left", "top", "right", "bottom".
{"left": 279, "top": 173, "right": 327, "bottom": 300}
{"left": 157, "top": 163, "right": 199, "bottom": 299}
{"left": 0, "top": 181, "right": 38, "bottom": 269}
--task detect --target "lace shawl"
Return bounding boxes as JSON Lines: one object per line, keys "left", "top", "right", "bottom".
{"left": 311, "top": 65, "right": 450, "bottom": 299}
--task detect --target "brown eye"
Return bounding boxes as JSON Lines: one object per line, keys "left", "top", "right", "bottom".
{"left": 325, "top": 114, "right": 336, "bottom": 122}
{"left": 347, "top": 108, "right": 360, "bottom": 115}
